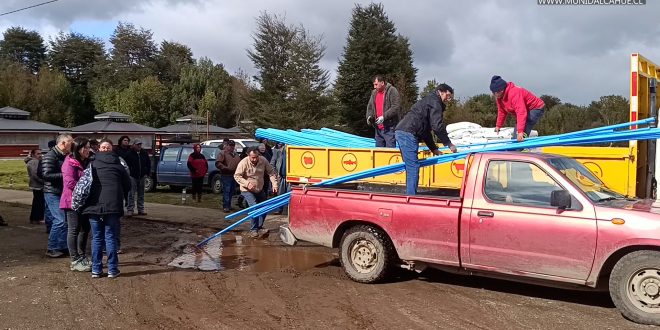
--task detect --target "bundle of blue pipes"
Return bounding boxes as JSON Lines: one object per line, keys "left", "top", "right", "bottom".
{"left": 196, "top": 118, "right": 656, "bottom": 248}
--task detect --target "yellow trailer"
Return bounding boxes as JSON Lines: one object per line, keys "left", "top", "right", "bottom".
{"left": 286, "top": 53, "right": 660, "bottom": 198}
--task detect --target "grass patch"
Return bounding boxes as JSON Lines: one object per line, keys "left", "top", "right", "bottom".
{"left": 0, "top": 159, "right": 29, "bottom": 191}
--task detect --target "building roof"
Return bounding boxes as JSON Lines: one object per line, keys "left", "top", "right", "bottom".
{"left": 0, "top": 106, "right": 30, "bottom": 118}
{"left": 0, "top": 106, "right": 67, "bottom": 132}
{"left": 159, "top": 122, "right": 239, "bottom": 134}
{"left": 0, "top": 118, "right": 67, "bottom": 132}
{"left": 94, "top": 112, "right": 131, "bottom": 121}
{"left": 70, "top": 120, "right": 161, "bottom": 133}
{"left": 175, "top": 115, "right": 206, "bottom": 123}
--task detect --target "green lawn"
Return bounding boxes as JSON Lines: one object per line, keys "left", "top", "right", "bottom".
{"left": 0, "top": 159, "right": 29, "bottom": 191}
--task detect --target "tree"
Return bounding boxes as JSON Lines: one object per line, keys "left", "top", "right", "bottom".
{"left": 246, "top": 12, "right": 331, "bottom": 130}
{"left": 589, "top": 95, "right": 629, "bottom": 126}
{"left": 108, "top": 22, "right": 158, "bottom": 87}
{"left": 0, "top": 26, "right": 46, "bottom": 73}
{"left": 49, "top": 32, "right": 106, "bottom": 85}
{"left": 230, "top": 69, "right": 253, "bottom": 127}
{"left": 540, "top": 95, "right": 561, "bottom": 111}
{"left": 169, "top": 58, "right": 233, "bottom": 126}
{"left": 420, "top": 79, "right": 438, "bottom": 99}
{"left": 335, "top": 3, "right": 418, "bottom": 135}
{"left": 156, "top": 41, "right": 194, "bottom": 85}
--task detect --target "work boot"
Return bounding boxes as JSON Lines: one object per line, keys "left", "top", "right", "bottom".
{"left": 0, "top": 215, "right": 7, "bottom": 226}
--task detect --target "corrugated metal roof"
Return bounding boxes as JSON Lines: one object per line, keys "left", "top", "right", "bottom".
{"left": 0, "top": 118, "right": 67, "bottom": 132}
{"left": 94, "top": 112, "right": 131, "bottom": 121}
{"left": 70, "top": 120, "right": 161, "bottom": 133}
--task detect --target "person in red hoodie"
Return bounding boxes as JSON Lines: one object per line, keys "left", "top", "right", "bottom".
{"left": 187, "top": 144, "right": 208, "bottom": 202}
{"left": 490, "top": 75, "right": 545, "bottom": 142}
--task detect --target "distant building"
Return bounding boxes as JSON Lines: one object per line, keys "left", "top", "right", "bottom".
{"left": 0, "top": 107, "right": 67, "bottom": 157}
{"left": 70, "top": 112, "right": 162, "bottom": 150}
{"left": 159, "top": 114, "right": 247, "bottom": 143}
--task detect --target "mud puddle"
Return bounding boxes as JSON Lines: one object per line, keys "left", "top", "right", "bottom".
{"left": 168, "top": 234, "right": 335, "bottom": 272}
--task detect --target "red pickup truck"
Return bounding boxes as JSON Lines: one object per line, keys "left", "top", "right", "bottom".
{"left": 280, "top": 152, "right": 660, "bottom": 325}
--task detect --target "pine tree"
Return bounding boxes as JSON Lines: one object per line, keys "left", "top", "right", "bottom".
{"left": 335, "top": 3, "right": 418, "bottom": 136}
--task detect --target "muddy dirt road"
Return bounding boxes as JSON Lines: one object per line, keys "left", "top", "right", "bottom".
{"left": 0, "top": 203, "right": 651, "bottom": 329}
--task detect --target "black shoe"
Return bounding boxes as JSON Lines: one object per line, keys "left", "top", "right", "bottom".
{"left": 0, "top": 215, "right": 7, "bottom": 226}
{"left": 45, "top": 250, "right": 64, "bottom": 258}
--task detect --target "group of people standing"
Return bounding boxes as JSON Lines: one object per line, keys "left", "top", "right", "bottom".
{"left": 25, "top": 135, "right": 138, "bottom": 278}
{"left": 186, "top": 138, "right": 286, "bottom": 238}
{"left": 366, "top": 74, "right": 546, "bottom": 195}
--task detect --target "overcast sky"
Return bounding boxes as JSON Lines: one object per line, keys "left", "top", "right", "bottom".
{"left": 1, "top": 0, "right": 659, "bottom": 105}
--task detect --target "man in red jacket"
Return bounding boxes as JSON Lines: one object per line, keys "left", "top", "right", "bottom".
{"left": 490, "top": 75, "right": 545, "bottom": 142}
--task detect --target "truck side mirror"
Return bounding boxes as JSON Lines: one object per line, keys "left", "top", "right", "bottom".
{"left": 551, "top": 190, "right": 571, "bottom": 209}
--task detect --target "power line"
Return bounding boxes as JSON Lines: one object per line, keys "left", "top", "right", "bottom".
{"left": 0, "top": 0, "right": 59, "bottom": 17}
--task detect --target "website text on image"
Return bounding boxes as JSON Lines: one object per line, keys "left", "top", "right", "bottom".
{"left": 537, "top": 0, "right": 645, "bottom": 5}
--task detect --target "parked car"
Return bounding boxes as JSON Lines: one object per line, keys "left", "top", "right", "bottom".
{"left": 281, "top": 151, "right": 660, "bottom": 326}
{"left": 145, "top": 145, "right": 224, "bottom": 194}
{"left": 200, "top": 139, "right": 260, "bottom": 154}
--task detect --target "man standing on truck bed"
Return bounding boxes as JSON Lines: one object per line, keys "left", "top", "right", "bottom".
{"left": 234, "top": 147, "right": 278, "bottom": 238}
{"left": 490, "top": 75, "right": 545, "bottom": 142}
{"left": 395, "top": 83, "right": 457, "bottom": 195}
{"left": 366, "top": 74, "right": 402, "bottom": 148}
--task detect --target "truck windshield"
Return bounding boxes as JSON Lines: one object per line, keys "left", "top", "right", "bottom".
{"left": 547, "top": 157, "right": 626, "bottom": 203}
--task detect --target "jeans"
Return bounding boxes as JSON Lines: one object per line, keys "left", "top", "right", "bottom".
{"left": 395, "top": 130, "right": 421, "bottom": 195}
{"left": 66, "top": 210, "right": 90, "bottom": 261}
{"left": 44, "top": 198, "right": 54, "bottom": 233}
{"left": 90, "top": 214, "right": 120, "bottom": 275}
{"left": 524, "top": 109, "right": 545, "bottom": 137}
{"left": 45, "top": 193, "right": 67, "bottom": 251}
{"left": 275, "top": 176, "right": 288, "bottom": 213}
{"left": 30, "top": 190, "right": 45, "bottom": 223}
{"left": 241, "top": 191, "right": 267, "bottom": 231}
{"left": 221, "top": 175, "right": 235, "bottom": 209}
{"left": 127, "top": 176, "right": 145, "bottom": 213}
{"left": 375, "top": 126, "right": 397, "bottom": 148}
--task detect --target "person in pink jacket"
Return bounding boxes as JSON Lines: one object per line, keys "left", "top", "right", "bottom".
{"left": 490, "top": 75, "right": 545, "bottom": 142}
{"left": 60, "top": 137, "right": 92, "bottom": 272}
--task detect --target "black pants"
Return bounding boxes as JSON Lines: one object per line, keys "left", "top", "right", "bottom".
{"left": 30, "top": 190, "right": 45, "bottom": 223}
{"left": 66, "top": 210, "right": 90, "bottom": 261}
{"left": 191, "top": 177, "right": 204, "bottom": 197}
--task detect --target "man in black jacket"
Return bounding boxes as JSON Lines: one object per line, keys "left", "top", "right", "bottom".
{"left": 366, "top": 75, "right": 401, "bottom": 148}
{"left": 124, "top": 139, "right": 151, "bottom": 216}
{"left": 42, "top": 133, "right": 73, "bottom": 257}
{"left": 395, "top": 84, "right": 458, "bottom": 195}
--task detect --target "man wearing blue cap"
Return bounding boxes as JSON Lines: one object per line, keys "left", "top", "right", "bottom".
{"left": 490, "top": 75, "right": 545, "bottom": 142}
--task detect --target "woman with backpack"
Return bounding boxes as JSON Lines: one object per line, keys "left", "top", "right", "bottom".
{"left": 81, "top": 139, "right": 131, "bottom": 278}
{"left": 187, "top": 144, "right": 208, "bottom": 202}
{"left": 60, "top": 137, "right": 92, "bottom": 272}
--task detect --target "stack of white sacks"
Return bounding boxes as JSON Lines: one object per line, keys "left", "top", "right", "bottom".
{"left": 446, "top": 122, "right": 538, "bottom": 147}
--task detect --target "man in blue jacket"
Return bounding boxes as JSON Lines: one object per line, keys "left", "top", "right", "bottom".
{"left": 395, "top": 83, "right": 457, "bottom": 195}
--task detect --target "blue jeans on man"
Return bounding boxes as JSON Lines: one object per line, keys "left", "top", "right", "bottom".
{"left": 90, "top": 214, "right": 121, "bottom": 276}
{"left": 395, "top": 130, "right": 421, "bottom": 196}
{"left": 240, "top": 190, "right": 268, "bottom": 231}
{"left": 524, "top": 109, "right": 545, "bottom": 137}
{"left": 375, "top": 126, "right": 396, "bottom": 148}
{"left": 221, "top": 175, "right": 235, "bottom": 210}
{"left": 45, "top": 193, "right": 67, "bottom": 251}
{"left": 44, "top": 201, "right": 54, "bottom": 234}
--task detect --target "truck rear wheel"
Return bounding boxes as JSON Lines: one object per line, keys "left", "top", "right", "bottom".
{"left": 609, "top": 250, "right": 660, "bottom": 325}
{"left": 339, "top": 225, "right": 394, "bottom": 283}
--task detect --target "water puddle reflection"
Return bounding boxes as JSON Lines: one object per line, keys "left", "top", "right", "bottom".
{"left": 169, "top": 235, "right": 334, "bottom": 272}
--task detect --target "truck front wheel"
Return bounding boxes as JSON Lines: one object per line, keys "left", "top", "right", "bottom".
{"left": 609, "top": 250, "right": 660, "bottom": 325}
{"left": 339, "top": 225, "right": 394, "bottom": 283}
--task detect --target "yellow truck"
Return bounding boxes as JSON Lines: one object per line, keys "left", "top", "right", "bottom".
{"left": 286, "top": 53, "right": 660, "bottom": 198}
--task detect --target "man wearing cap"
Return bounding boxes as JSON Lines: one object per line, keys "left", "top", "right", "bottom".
{"left": 125, "top": 139, "right": 151, "bottom": 216}
{"left": 490, "top": 75, "right": 545, "bottom": 142}
{"left": 366, "top": 74, "right": 402, "bottom": 148}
